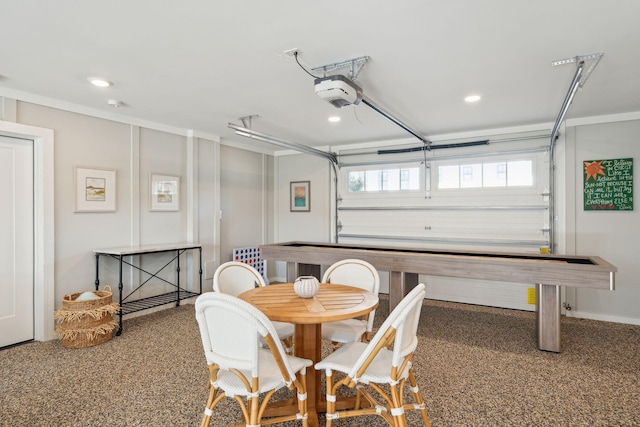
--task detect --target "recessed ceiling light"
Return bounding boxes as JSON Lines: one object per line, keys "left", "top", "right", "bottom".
{"left": 328, "top": 116, "right": 341, "bottom": 123}
{"left": 88, "top": 77, "right": 113, "bottom": 87}
{"left": 465, "top": 95, "right": 481, "bottom": 103}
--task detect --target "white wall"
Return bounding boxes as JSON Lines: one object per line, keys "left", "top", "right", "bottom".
{"left": 272, "top": 153, "right": 333, "bottom": 280}
{"left": 10, "top": 101, "right": 221, "bottom": 319}
{"left": 275, "top": 153, "right": 333, "bottom": 242}
{"left": 1, "top": 96, "right": 280, "bottom": 340}
{"left": 219, "top": 145, "right": 271, "bottom": 264}
{"left": 139, "top": 127, "right": 187, "bottom": 243}
{"left": 197, "top": 139, "right": 217, "bottom": 284}
{"left": 564, "top": 119, "right": 640, "bottom": 324}
{"left": 18, "top": 103, "right": 135, "bottom": 303}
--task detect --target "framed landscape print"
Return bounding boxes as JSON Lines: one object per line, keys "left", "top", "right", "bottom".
{"left": 74, "top": 166, "right": 117, "bottom": 212}
{"left": 290, "top": 180, "right": 310, "bottom": 212}
{"left": 150, "top": 173, "right": 180, "bottom": 211}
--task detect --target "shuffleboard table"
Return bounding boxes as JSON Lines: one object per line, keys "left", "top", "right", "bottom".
{"left": 260, "top": 241, "right": 616, "bottom": 352}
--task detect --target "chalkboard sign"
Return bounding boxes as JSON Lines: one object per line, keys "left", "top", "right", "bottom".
{"left": 583, "top": 158, "right": 633, "bottom": 211}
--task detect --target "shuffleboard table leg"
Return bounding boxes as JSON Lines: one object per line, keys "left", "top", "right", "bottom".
{"left": 390, "top": 271, "right": 419, "bottom": 311}
{"left": 287, "top": 262, "right": 322, "bottom": 282}
{"left": 536, "top": 283, "right": 561, "bottom": 352}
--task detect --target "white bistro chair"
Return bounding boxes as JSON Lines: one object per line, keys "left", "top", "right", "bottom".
{"left": 213, "top": 261, "right": 295, "bottom": 353}
{"left": 321, "top": 259, "right": 380, "bottom": 345}
{"left": 315, "top": 283, "right": 430, "bottom": 427}
{"left": 195, "top": 292, "right": 312, "bottom": 427}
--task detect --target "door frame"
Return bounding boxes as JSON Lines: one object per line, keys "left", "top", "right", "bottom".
{"left": 0, "top": 120, "right": 55, "bottom": 341}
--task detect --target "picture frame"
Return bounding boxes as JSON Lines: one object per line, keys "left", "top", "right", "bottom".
{"left": 150, "top": 173, "right": 180, "bottom": 211}
{"left": 74, "top": 166, "right": 117, "bottom": 212}
{"left": 290, "top": 180, "right": 310, "bottom": 212}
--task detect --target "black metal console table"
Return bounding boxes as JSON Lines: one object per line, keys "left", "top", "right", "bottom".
{"left": 94, "top": 243, "right": 203, "bottom": 335}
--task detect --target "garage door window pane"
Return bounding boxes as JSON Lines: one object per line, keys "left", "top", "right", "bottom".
{"left": 483, "top": 162, "right": 507, "bottom": 187}
{"left": 460, "top": 164, "right": 482, "bottom": 188}
{"left": 438, "top": 165, "right": 459, "bottom": 189}
{"left": 507, "top": 161, "right": 533, "bottom": 186}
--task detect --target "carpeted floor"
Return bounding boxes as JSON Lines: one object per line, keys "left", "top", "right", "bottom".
{"left": 1, "top": 297, "right": 639, "bottom": 426}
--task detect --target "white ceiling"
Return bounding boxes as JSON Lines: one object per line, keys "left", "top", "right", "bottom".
{"left": 2, "top": 1, "right": 640, "bottom": 154}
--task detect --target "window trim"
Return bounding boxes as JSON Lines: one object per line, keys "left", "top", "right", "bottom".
{"left": 434, "top": 154, "right": 539, "bottom": 192}
{"left": 343, "top": 163, "right": 424, "bottom": 195}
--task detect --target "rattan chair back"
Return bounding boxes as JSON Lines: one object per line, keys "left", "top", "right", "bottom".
{"left": 213, "top": 261, "right": 265, "bottom": 295}
{"left": 195, "top": 292, "right": 312, "bottom": 426}
{"left": 321, "top": 259, "right": 381, "bottom": 342}
{"left": 315, "top": 283, "right": 430, "bottom": 427}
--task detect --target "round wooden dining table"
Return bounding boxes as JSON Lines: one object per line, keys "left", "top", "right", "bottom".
{"left": 238, "top": 282, "right": 379, "bottom": 427}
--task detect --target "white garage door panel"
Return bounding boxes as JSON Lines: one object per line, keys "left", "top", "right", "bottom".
{"left": 424, "top": 276, "right": 534, "bottom": 311}
{"left": 339, "top": 209, "right": 548, "bottom": 246}
{"left": 338, "top": 133, "right": 550, "bottom": 311}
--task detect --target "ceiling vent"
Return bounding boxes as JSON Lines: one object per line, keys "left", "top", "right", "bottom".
{"left": 314, "top": 75, "right": 363, "bottom": 108}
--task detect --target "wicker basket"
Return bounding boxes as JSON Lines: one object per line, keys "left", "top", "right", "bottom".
{"left": 54, "top": 285, "right": 119, "bottom": 348}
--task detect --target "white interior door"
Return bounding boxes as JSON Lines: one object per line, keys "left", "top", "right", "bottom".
{"left": 0, "top": 135, "right": 34, "bottom": 347}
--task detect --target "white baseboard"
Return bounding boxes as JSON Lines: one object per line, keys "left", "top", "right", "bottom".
{"left": 565, "top": 310, "right": 640, "bottom": 326}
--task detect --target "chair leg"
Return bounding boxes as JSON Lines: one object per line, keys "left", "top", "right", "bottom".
{"left": 325, "top": 371, "right": 336, "bottom": 427}
{"left": 407, "top": 369, "right": 430, "bottom": 427}
{"left": 200, "top": 380, "right": 218, "bottom": 427}
{"left": 249, "top": 378, "right": 260, "bottom": 426}
{"left": 389, "top": 382, "right": 407, "bottom": 427}
{"left": 283, "top": 336, "right": 294, "bottom": 355}
{"left": 354, "top": 384, "right": 362, "bottom": 410}
{"left": 297, "top": 371, "right": 309, "bottom": 427}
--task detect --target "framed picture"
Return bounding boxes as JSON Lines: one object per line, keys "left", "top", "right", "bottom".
{"left": 150, "top": 173, "right": 180, "bottom": 211}
{"left": 74, "top": 166, "right": 117, "bottom": 212}
{"left": 290, "top": 180, "right": 310, "bottom": 212}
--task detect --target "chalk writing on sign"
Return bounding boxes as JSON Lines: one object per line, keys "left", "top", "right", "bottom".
{"left": 583, "top": 158, "right": 633, "bottom": 211}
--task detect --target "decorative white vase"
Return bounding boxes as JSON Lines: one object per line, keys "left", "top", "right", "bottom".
{"left": 294, "top": 276, "right": 320, "bottom": 298}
